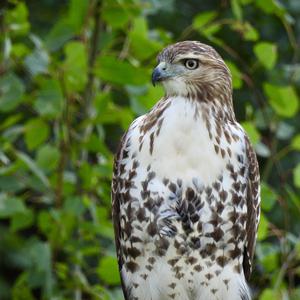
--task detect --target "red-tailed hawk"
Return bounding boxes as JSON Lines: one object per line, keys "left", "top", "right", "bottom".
{"left": 112, "top": 41, "right": 260, "bottom": 300}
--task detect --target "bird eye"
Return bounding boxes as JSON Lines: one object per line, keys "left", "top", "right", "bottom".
{"left": 184, "top": 59, "right": 199, "bottom": 70}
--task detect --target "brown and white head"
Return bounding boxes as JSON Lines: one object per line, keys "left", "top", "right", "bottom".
{"left": 152, "top": 41, "right": 233, "bottom": 106}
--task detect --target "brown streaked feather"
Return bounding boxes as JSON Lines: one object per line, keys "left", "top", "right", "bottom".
{"left": 112, "top": 131, "right": 129, "bottom": 300}
{"left": 157, "top": 41, "right": 222, "bottom": 63}
{"left": 243, "top": 136, "right": 260, "bottom": 281}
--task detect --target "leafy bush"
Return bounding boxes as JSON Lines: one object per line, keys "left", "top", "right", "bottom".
{"left": 0, "top": 0, "right": 300, "bottom": 299}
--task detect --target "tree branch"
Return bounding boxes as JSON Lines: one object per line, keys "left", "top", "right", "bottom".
{"left": 80, "top": 0, "right": 102, "bottom": 162}
{"left": 55, "top": 72, "right": 71, "bottom": 208}
{"left": 83, "top": 0, "right": 102, "bottom": 112}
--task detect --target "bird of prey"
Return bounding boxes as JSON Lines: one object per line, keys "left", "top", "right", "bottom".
{"left": 112, "top": 41, "right": 260, "bottom": 300}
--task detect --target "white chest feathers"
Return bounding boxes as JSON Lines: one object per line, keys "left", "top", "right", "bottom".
{"left": 129, "top": 97, "right": 244, "bottom": 186}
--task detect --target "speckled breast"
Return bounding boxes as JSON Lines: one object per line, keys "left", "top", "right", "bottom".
{"left": 117, "top": 97, "right": 250, "bottom": 299}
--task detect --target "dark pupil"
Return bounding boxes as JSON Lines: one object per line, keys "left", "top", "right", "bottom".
{"left": 188, "top": 60, "right": 195, "bottom": 68}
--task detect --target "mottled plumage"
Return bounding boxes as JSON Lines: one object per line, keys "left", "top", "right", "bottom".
{"left": 112, "top": 41, "right": 260, "bottom": 300}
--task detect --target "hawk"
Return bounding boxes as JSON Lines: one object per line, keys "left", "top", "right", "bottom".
{"left": 112, "top": 41, "right": 260, "bottom": 300}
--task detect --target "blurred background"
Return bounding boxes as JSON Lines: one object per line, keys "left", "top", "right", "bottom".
{"left": 0, "top": 0, "right": 300, "bottom": 299}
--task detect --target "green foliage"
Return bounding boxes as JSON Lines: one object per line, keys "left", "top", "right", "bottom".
{"left": 96, "top": 55, "right": 149, "bottom": 85}
{"left": 0, "top": 73, "right": 25, "bottom": 112}
{"left": 293, "top": 164, "right": 300, "bottom": 188}
{"left": 264, "top": 83, "right": 299, "bottom": 117}
{"left": 254, "top": 42, "right": 278, "bottom": 70}
{"left": 1, "top": 0, "right": 300, "bottom": 299}
{"left": 64, "top": 41, "right": 88, "bottom": 92}
{"left": 97, "top": 256, "right": 120, "bottom": 286}
{"left": 25, "top": 119, "right": 50, "bottom": 150}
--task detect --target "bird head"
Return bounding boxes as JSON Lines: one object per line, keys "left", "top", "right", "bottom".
{"left": 152, "top": 41, "right": 232, "bottom": 101}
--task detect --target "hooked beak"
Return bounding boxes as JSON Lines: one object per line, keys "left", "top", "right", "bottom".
{"left": 152, "top": 67, "right": 162, "bottom": 86}
{"left": 151, "top": 62, "right": 168, "bottom": 86}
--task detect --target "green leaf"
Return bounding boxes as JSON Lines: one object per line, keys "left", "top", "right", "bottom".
{"left": 24, "top": 48, "right": 50, "bottom": 76}
{"left": 68, "top": 0, "right": 89, "bottom": 31}
{"left": 255, "top": 142, "right": 271, "bottom": 157}
{"left": 34, "top": 79, "right": 64, "bottom": 118}
{"left": 0, "top": 73, "right": 25, "bottom": 112}
{"left": 25, "top": 118, "right": 50, "bottom": 150}
{"left": 134, "top": 84, "right": 164, "bottom": 114}
{"left": 12, "top": 273, "right": 35, "bottom": 300}
{"left": 11, "top": 209, "right": 34, "bottom": 232}
{"left": 11, "top": 42, "right": 30, "bottom": 58}
{"left": 27, "top": 241, "right": 53, "bottom": 294}
{"left": 97, "top": 256, "right": 120, "bottom": 285}
{"left": 63, "top": 196, "right": 85, "bottom": 216}
{"left": 96, "top": 206, "right": 115, "bottom": 239}
{"left": 129, "top": 18, "right": 161, "bottom": 60}
{"left": 0, "top": 175, "right": 26, "bottom": 193}
{"left": 258, "top": 212, "right": 268, "bottom": 240}
{"left": 96, "top": 101, "right": 134, "bottom": 130}
{"left": 29, "top": 241, "right": 52, "bottom": 273}
{"left": 4, "top": 2, "right": 30, "bottom": 36}
{"left": 254, "top": 42, "right": 277, "bottom": 70}
{"left": 37, "top": 2, "right": 82, "bottom": 50}
{"left": 255, "top": 0, "right": 286, "bottom": 17}
{"left": 0, "top": 194, "right": 26, "bottom": 218}
{"left": 231, "top": 21, "right": 259, "bottom": 41}
{"left": 258, "top": 243, "right": 280, "bottom": 273}
{"left": 243, "top": 22, "right": 259, "bottom": 41}
{"left": 96, "top": 55, "right": 150, "bottom": 85}
{"left": 193, "top": 11, "right": 217, "bottom": 28}
{"left": 85, "top": 134, "right": 105, "bottom": 153}
{"left": 63, "top": 41, "right": 88, "bottom": 93}
{"left": 0, "top": 114, "right": 22, "bottom": 131}
{"left": 285, "top": 186, "right": 300, "bottom": 212}
{"left": 201, "top": 24, "right": 221, "bottom": 37}
{"left": 37, "top": 211, "right": 52, "bottom": 236}
{"left": 262, "top": 252, "right": 278, "bottom": 272}
{"left": 264, "top": 83, "right": 299, "bottom": 118}
{"left": 101, "top": 2, "right": 130, "bottom": 29}
{"left": 15, "top": 151, "right": 50, "bottom": 187}
{"left": 45, "top": 19, "right": 75, "bottom": 51}
{"left": 293, "top": 163, "right": 300, "bottom": 188}
{"left": 225, "top": 61, "right": 243, "bottom": 89}
{"left": 55, "top": 262, "right": 68, "bottom": 281}
{"left": 276, "top": 121, "right": 294, "bottom": 140}
{"left": 241, "top": 121, "right": 261, "bottom": 145}
{"left": 36, "top": 145, "right": 60, "bottom": 171}
{"left": 261, "top": 182, "right": 277, "bottom": 211}
{"left": 260, "top": 289, "right": 281, "bottom": 300}
{"left": 231, "top": 0, "right": 243, "bottom": 20}
{"left": 292, "top": 134, "right": 300, "bottom": 151}
{"left": 2, "top": 125, "right": 24, "bottom": 143}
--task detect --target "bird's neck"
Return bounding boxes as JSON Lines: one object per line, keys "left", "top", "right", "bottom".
{"left": 163, "top": 80, "right": 235, "bottom": 123}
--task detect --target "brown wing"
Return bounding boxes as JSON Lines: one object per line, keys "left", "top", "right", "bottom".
{"left": 243, "top": 136, "right": 261, "bottom": 281}
{"left": 111, "top": 131, "right": 129, "bottom": 300}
